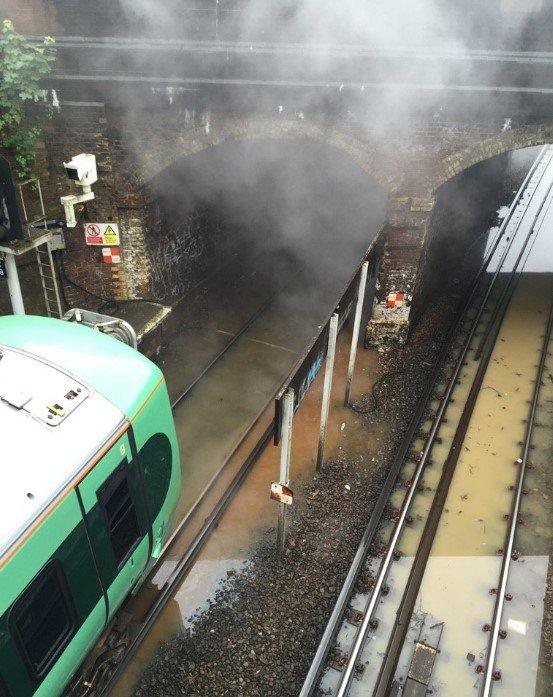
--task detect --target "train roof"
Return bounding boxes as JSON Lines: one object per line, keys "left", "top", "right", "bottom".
{"left": 0, "top": 315, "right": 162, "bottom": 562}
{"left": 0, "top": 315, "right": 161, "bottom": 419}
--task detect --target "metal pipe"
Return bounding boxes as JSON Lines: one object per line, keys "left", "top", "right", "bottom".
{"left": 481, "top": 298, "right": 553, "bottom": 696}
{"left": 26, "top": 35, "right": 553, "bottom": 65}
{"left": 47, "top": 73, "right": 553, "bottom": 95}
{"left": 344, "top": 261, "right": 369, "bottom": 406}
{"left": 277, "top": 388, "right": 294, "bottom": 555}
{"left": 317, "top": 313, "right": 339, "bottom": 471}
{"left": 5, "top": 255, "right": 25, "bottom": 315}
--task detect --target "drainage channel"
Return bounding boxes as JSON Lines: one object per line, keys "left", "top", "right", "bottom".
{"left": 300, "top": 144, "right": 553, "bottom": 697}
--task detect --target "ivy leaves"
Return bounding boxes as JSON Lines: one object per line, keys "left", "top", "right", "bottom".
{"left": 0, "top": 20, "right": 55, "bottom": 178}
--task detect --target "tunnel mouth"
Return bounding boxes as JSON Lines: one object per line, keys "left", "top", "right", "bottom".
{"left": 143, "top": 138, "right": 387, "bottom": 314}
{"left": 138, "top": 138, "right": 386, "bottom": 395}
{"left": 410, "top": 145, "right": 543, "bottom": 332}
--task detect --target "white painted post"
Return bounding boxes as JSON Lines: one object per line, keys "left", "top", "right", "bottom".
{"left": 5, "top": 253, "right": 25, "bottom": 315}
{"left": 344, "top": 261, "right": 369, "bottom": 406}
{"left": 316, "top": 313, "right": 339, "bottom": 471}
{"left": 277, "top": 388, "right": 294, "bottom": 556}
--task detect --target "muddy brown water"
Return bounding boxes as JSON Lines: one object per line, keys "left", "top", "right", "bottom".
{"left": 109, "top": 148, "right": 547, "bottom": 696}
{"left": 322, "top": 152, "right": 553, "bottom": 697}
{"left": 389, "top": 238, "right": 553, "bottom": 696}
{"left": 393, "top": 274, "right": 552, "bottom": 696}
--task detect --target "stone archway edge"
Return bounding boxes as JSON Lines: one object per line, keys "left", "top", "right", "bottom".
{"left": 135, "top": 117, "right": 395, "bottom": 192}
{"left": 436, "top": 123, "right": 553, "bottom": 189}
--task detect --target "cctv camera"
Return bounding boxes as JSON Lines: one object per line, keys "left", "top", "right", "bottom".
{"left": 60, "top": 153, "right": 97, "bottom": 227}
{"left": 63, "top": 153, "right": 97, "bottom": 188}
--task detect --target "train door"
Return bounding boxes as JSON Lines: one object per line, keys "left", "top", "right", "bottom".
{"left": 0, "top": 491, "right": 106, "bottom": 697}
{"left": 76, "top": 431, "right": 151, "bottom": 617}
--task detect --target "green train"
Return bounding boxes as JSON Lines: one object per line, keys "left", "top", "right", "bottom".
{"left": 0, "top": 315, "right": 181, "bottom": 697}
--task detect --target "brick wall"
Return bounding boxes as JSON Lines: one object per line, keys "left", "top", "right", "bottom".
{"left": 145, "top": 203, "right": 222, "bottom": 303}
{"left": 3, "top": 93, "right": 553, "bottom": 340}
{"left": 40, "top": 105, "right": 127, "bottom": 306}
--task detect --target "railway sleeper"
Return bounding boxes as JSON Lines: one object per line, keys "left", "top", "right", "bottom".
{"left": 329, "top": 650, "right": 350, "bottom": 672}
{"left": 345, "top": 607, "right": 364, "bottom": 627}
{"left": 356, "top": 569, "right": 375, "bottom": 593}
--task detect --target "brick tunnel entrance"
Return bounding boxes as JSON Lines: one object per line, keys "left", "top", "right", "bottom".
{"left": 139, "top": 139, "right": 387, "bottom": 316}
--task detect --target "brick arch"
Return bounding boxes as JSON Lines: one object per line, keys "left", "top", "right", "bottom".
{"left": 434, "top": 123, "right": 553, "bottom": 190}
{"left": 140, "top": 116, "right": 394, "bottom": 192}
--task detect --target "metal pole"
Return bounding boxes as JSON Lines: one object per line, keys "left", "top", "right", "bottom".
{"left": 277, "top": 388, "right": 294, "bottom": 556}
{"left": 316, "top": 313, "right": 339, "bottom": 471}
{"left": 344, "top": 261, "right": 369, "bottom": 406}
{"left": 5, "top": 254, "right": 25, "bottom": 315}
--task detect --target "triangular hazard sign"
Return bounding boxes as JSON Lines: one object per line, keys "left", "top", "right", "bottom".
{"left": 105, "top": 225, "right": 116, "bottom": 236}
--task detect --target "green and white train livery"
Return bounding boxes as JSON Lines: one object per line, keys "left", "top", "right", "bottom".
{"left": 0, "top": 315, "right": 181, "bottom": 697}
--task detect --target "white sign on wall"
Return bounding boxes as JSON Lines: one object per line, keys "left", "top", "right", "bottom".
{"left": 84, "top": 222, "right": 120, "bottom": 246}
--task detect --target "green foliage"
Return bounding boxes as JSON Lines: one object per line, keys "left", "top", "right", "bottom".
{"left": 0, "top": 20, "right": 55, "bottom": 179}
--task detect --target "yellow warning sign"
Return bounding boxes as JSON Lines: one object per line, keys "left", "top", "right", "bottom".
{"left": 103, "top": 225, "right": 119, "bottom": 245}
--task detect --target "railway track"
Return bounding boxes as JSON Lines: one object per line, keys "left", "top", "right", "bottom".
{"left": 170, "top": 293, "right": 276, "bottom": 408}
{"left": 300, "top": 145, "right": 553, "bottom": 697}
{"left": 477, "top": 287, "right": 553, "bottom": 695}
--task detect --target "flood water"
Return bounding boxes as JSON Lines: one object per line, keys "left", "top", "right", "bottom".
{"left": 113, "top": 142, "right": 388, "bottom": 693}
{"left": 114, "top": 303, "right": 385, "bottom": 695}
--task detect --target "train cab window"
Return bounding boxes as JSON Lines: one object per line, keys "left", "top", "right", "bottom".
{"left": 10, "top": 560, "right": 76, "bottom": 679}
{"left": 98, "top": 461, "right": 141, "bottom": 567}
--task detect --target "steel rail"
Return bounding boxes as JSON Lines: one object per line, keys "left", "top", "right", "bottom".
{"left": 476, "top": 188, "right": 553, "bottom": 367}
{"left": 481, "top": 297, "right": 553, "bottom": 696}
{"left": 165, "top": 239, "right": 378, "bottom": 556}
{"left": 151, "top": 296, "right": 279, "bottom": 554}
{"left": 298, "top": 145, "right": 550, "bottom": 697}
{"left": 91, "top": 239, "right": 382, "bottom": 697}
{"left": 319, "top": 148, "right": 553, "bottom": 697}
{"left": 474, "top": 169, "right": 553, "bottom": 360}
{"left": 68, "top": 292, "right": 280, "bottom": 697}
{"left": 334, "top": 246, "right": 502, "bottom": 696}
{"left": 373, "top": 200, "right": 544, "bottom": 697}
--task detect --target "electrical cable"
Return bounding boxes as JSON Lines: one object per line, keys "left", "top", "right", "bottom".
{"left": 349, "top": 369, "right": 406, "bottom": 415}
